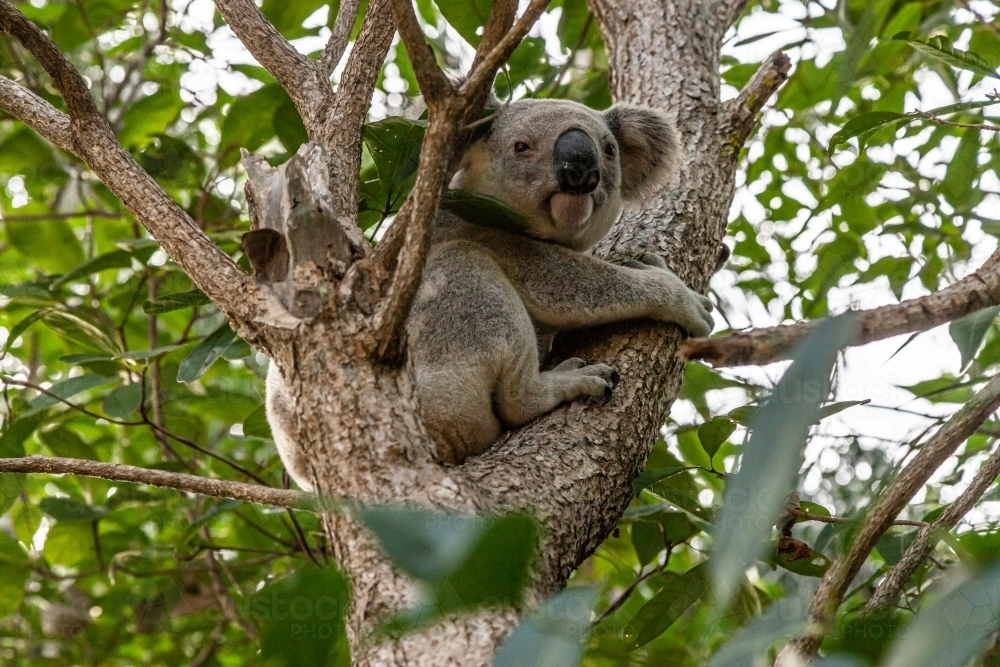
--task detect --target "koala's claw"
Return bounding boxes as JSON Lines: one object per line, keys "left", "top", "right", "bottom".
{"left": 610, "top": 369, "right": 621, "bottom": 388}
{"left": 623, "top": 253, "right": 669, "bottom": 271}
{"left": 553, "top": 357, "right": 589, "bottom": 372}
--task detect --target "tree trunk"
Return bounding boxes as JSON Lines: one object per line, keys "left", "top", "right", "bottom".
{"left": 263, "top": 1, "right": 762, "bottom": 664}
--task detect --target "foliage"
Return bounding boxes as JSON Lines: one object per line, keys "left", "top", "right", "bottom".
{"left": 1, "top": 0, "right": 1000, "bottom": 665}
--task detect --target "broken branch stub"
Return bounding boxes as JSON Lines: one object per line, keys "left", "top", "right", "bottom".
{"left": 240, "top": 143, "right": 358, "bottom": 318}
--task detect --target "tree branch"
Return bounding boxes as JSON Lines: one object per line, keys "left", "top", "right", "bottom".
{"left": 389, "top": 0, "right": 453, "bottom": 105}
{"left": 318, "top": 0, "right": 360, "bottom": 79}
{"left": 320, "top": 0, "right": 395, "bottom": 230}
{"left": 720, "top": 50, "right": 791, "bottom": 155}
{"left": 775, "top": 373, "right": 1000, "bottom": 665}
{"left": 0, "top": 456, "right": 311, "bottom": 509}
{"left": 864, "top": 440, "right": 1000, "bottom": 612}
{"left": 459, "top": 0, "right": 551, "bottom": 106}
{"left": 683, "top": 246, "right": 1000, "bottom": 367}
{"left": 0, "top": 74, "right": 73, "bottom": 152}
{"left": 0, "top": 0, "right": 258, "bottom": 326}
{"left": 213, "top": 0, "right": 325, "bottom": 116}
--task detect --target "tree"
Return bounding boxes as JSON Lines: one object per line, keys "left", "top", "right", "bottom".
{"left": 1, "top": 0, "right": 1000, "bottom": 665}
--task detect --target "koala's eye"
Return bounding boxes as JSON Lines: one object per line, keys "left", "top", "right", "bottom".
{"left": 604, "top": 143, "right": 616, "bottom": 158}
{"left": 514, "top": 141, "right": 531, "bottom": 154}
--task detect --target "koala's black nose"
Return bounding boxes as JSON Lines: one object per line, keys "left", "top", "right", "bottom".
{"left": 555, "top": 129, "right": 600, "bottom": 195}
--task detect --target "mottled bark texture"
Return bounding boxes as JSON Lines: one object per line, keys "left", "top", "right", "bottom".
{"left": 1, "top": 0, "right": 780, "bottom": 664}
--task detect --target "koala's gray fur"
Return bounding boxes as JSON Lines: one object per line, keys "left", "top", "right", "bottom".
{"left": 267, "top": 98, "right": 714, "bottom": 488}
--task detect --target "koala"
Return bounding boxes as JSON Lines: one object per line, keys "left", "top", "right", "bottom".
{"left": 266, "top": 98, "right": 714, "bottom": 488}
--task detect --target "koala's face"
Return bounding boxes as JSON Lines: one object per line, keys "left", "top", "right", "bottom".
{"left": 452, "top": 99, "right": 681, "bottom": 251}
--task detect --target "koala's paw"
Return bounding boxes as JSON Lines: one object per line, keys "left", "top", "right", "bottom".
{"left": 623, "top": 253, "right": 668, "bottom": 270}
{"left": 676, "top": 289, "right": 714, "bottom": 338}
{"left": 551, "top": 359, "right": 620, "bottom": 406}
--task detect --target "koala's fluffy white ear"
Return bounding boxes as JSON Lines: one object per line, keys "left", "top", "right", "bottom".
{"left": 603, "top": 104, "right": 682, "bottom": 202}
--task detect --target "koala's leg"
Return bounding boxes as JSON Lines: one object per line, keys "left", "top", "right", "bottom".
{"left": 494, "top": 353, "right": 620, "bottom": 428}
{"left": 265, "top": 364, "right": 315, "bottom": 491}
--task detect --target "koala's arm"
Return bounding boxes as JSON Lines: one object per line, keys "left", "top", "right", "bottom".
{"left": 489, "top": 235, "right": 715, "bottom": 337}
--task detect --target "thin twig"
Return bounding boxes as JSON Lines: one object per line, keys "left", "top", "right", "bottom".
{"left": 0, "top": 455, "right": 313, "bottom": 509}
{"left": 789, "top": 508, "right": 927, "bottom": 528}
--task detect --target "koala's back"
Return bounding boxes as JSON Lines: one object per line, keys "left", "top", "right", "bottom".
{"left": 408, "top": 233, "right": 538, "bottom": 463}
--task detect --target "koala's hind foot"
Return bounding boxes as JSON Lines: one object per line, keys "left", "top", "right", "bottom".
{"left": 550, "top": 357, "right": 621, "bottom": 405}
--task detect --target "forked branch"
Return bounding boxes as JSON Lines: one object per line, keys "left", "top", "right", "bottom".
{"left": 721, "top": 50, "right": 792, "bottom": 154}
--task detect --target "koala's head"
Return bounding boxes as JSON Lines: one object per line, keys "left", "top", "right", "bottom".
{"left": 451, "top": 99, "right": 681, "bottom": 251}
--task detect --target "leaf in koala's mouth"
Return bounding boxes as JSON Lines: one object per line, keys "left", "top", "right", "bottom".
{"left": 440, "top": 189, "right": 532, "bottom": 234}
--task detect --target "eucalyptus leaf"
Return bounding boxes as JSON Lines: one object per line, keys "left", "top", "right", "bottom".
{"left": 492, "top": 587, "right": 596, "bottom": 667}
{"left": 950, "top": 306, "right": 1000, "bottom": 370}
{"left": 712, "top": 314, "right": 858, "bottom": 607}
{"left": 624, "top": 564, "right": 707, "bottom": 650}
{"left": 177, "top": 324, "right": 239, "bottom": 383}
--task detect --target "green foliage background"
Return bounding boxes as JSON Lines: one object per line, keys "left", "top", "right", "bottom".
{"left": 0, "top": 0, "right": 999, "bottom": 664}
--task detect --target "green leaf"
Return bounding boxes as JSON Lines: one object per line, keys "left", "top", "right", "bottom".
{"left": 1, "top": 310, "right": 48, "bottom": 355}
{"left": 0, "top": 411, "right": 48, "bottom": 458}
{"left": 102, "top": 383, "right": 143, "bottom": 419}
{"left": 883, "top": 560, "right": 1000, "bottom": 667}
{"left": 255, "top": 566, "right": 351, "bottom": 667}
{"left": 0, "top": 282, "right": 53, "bottom": 300}
{"left": 219, "top": 85, "right": 298, "bottom": 167}
{"left": 768, "top": 541, "right": 831, "bottom": 577}
{"left": 877, "top": 529, "right": 918, "bottom": 566}
{"left": 706, "top": 594, "right": 809, "bottom": 667}
{"left": 25, "top": 374, "right": 115, "bottom": 416}
{"left": 893, "top": 31, "right": 1000, "bottom": 79}
{"left": 631, "top": 466, "right": 688, "bottom": 496}
{"left": 727, "top": 404, "right": 758, "bottom": 425}
{"left": 176, "top": 324, "right": 238, "bottom": 383}
{"left": 437, "top": 0, "right": 491, "bottom": 46}
{"left": 118, "top": 87, "right": 185, "bottom": 149}
{"left": 440, "top": 189, "right": 530, "bottom": 233}
{"left": 492, "top": 587, "right": 596, "bottom": 667}
{"left": 950, "top": 306, "right": 1000, "bottom": 370}
{"left": 647, "top": 482, "right": 713, "bottom": 522}
{"left": 39, "top": 496, "right": 107, "bottom": 522}
{"left": 0, "top": 533, "right": 28, "bottom": 617}
{"left": 815, "top": 399, "right": 871, "bottom": 422}
{"left": 356, "top": 507, "right": 482, "bottom": 581}
{"left": 798, "top": 501, "right": 831, "bottom": 518}
{"left": 243, "top": 405, "right": 273, "bottom": 439}
{"left": 358, "top": 507, "right": 538, "bottom": 626}
{"left": 38, "top": 427, "right": 93, "bottom": 460}
{"left": 698, "top": 417, "right": 736, "bottom": 460}
{"left": 624, "top": 564, "right": 707, "bottom": 650}
{"left": 363, "top": 117, "right": 426, "bottom": 204}
{"left": 631, "top": 521, "right": 664, "bottom": 566}
{"left": 829, "top": 111, "right": 907, "bottom": 150}
{"left": 712, "top": 314, "right": 858, "bottom": 606}
{"left": 42, "top": 310, "right": 120, "bottom": 354}
{"left": 50, "top": 249, "right": 134, "bottom": 289}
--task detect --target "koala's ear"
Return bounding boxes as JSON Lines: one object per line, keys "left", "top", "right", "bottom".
{"left": 603, "top": 104, "right": 682, "bottom": 201}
